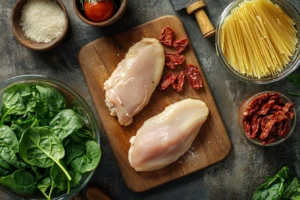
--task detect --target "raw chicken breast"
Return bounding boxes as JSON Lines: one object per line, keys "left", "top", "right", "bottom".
{"left": 128, "top": 99, "right": 209, "bottom": 171}
{"left": 104, "top": 38, "right": 165, "bottom": 126}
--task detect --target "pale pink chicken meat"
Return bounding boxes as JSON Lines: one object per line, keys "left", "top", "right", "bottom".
{"left": 104, "top": 38, "right": 165, "bottom": 126}
{"left": 128, "top": 99, "right": 209, "bottom": 171}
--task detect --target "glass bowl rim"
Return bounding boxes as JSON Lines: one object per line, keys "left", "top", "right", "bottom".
{"left": 239, "top": 91, "right": 296, "bottom": 147}
{"left": 215, "top": 0, "right": 300, "bottom": 84}
{"left": 0, "top": 74, "right": 100, "bottom": 200}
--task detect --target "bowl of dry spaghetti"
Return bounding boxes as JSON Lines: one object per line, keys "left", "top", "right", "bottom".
{"left": 216, "top": 0, "right": 300, "bottom": 84}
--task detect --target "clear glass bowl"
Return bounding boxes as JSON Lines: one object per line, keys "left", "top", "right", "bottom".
{"left": 216, "top": 0, "right": 300, "bottom": 84}
{"left": 238, "top": 91, "right": 296, "bottom": 146}
{"left": 0, "top": 75, "right": 100, "bottom": 200}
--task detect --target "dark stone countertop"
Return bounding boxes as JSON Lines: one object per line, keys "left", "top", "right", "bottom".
{"left": 0, "top": 0, "right": 300, "bottom": 199}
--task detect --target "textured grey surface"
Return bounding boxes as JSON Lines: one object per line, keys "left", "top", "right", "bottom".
{"left": 1, "top": 0, "right": 300, "bottom": 199}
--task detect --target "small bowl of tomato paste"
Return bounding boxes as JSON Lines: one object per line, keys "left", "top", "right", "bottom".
{"left": 238, "top": 91, "right": 296, "bottom": 146}
{"left": 73, "top": 0, "right": 128, "bottom": 27}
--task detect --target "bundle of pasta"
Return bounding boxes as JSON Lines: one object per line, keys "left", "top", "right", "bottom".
{"left": 220, "top": 0, "right": 298, "bottom": 78}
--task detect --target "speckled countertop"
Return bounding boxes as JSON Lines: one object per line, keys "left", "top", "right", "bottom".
{"left": 0, "top": 0, "right": 300, "bottom": 199}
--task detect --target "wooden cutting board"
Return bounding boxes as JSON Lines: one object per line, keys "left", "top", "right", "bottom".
{"left": 78, "top": 15, "right": 231, "bottom": 192}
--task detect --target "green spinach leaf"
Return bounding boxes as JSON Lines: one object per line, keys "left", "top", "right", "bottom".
{"left": 0, "top": 166, "right": 11, "bottom": 177}
{"left": 37, "top": 177, "right": 51, "bottom": 200}
{"left": 283, "top": 177, "right": 300, "bottom": 199}
{"left": 0, "top": 125, "right": 28, "bottom": 169}
{"left": 69, "top": 171, "right": 82, "bottom": 187}
{"left": 252, "top": 167, "right": 291, "bottom": 200}
{"left": 71, "top": 141, "right": 101, "bottom": 173}
{"left": 0, "top": 169, "right": 36, "bottom": 195}
{"left": 50, "top": 163, "right": 70, "bottom": 193}
{"left": 1, "top": 84, "right": 36, "bottom": 123}
{"left": 64, "top": 139, "right": 85, "bottom": 165}
{"left": 19, "top": 127, "right": 71, "bottom": 180}
{"left": 50, "top": 109, "right": 85, "bottom": 141}
{"left": 10, "top": 124, "right": 24, "bottom": 141}
{"left": 71, "top": 128, "right": 94, "bottom": 142}
{"left": 35, "top": 85, "right": 66, "bottom": 123}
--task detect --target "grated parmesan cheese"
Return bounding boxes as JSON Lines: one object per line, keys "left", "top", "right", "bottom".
{"left": 20, "top": 0, "right": 66, "bottom": 44}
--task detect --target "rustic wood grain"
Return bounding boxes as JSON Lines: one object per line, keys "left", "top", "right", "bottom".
{"left": 78, "top": 15, "right": 231, "bottom": 192}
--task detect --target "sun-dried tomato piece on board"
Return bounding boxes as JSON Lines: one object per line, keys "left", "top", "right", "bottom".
{"left": 173, "top": 37, "right": 188, "bottom": 53}
{"left": 172, "top": 71, "right": 185, "bottom": 92}
{"left": 160, "top": 72, "right": 178, "bottom": 90}
{"left": 165, "top": 53, "right": 185, "bottom": 69}
{"left": 185, "top": 64, "right": 203, "bottom": 90}
{"left": 159, "top": 26, "right": 174, "bottom": 46}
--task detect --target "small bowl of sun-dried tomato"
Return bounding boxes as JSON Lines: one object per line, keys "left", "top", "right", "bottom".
{"left": 239, "top": 91, "right": 296, "bottom": 146}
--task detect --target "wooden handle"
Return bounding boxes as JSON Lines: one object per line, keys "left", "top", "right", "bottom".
{"left": 186, "top": 1, "right": 216, "bottom": 38}
{"left": 86, "top": 187, "right": 112, "bottom": 200}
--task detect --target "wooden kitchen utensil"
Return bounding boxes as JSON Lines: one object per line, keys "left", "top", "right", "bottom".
{"left": 170, "top": 0, "right": 216, "bottom": 38}
{"left": 187, "top": 1, "right": 216, "bottom": 38}
{"left": 78, "top": 15, "right": 231, "bottom": 192}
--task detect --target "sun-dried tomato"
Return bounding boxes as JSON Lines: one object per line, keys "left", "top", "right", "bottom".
{"left": 282, "top": 102, "right": 294, "bottom": 113}
{"left": 160, "top": 72, "right": 177, "bottom": 90}
{"left": 279, "top": 120, "right": 290, "bottom": 137}
{"left": 250, "top": 116, "right": 261, "bottom": 139}
{"left": 173, "top": 37, "right": 188, "bottom": 53}
{"left": 165, "top": 53, "right": 185, "bottom": 69}
{"left": 243, "top": 120, "right": 251, "bottom": 137}
{"left": 185, "top": 64, "right": 203, "bottom": 90}
{"left": 244, "top": 93, "right": 270, "bottom": 117}
{"left": 159, "top": 26, "right": 174, "bottom": 46}
{"left": 259, "top": 118, "right": 277, "bottom": 140}
{"left": 259, "top": 100, "right": 275, "bottom": 115}
{"left": 271, "top": 104, "right": 283, "bottom": 112}
{"left": 172, "top": 71, "right": 185, "bottom": 92}
{"left": 242, "top": 92, "right": 295, "bottom": 145}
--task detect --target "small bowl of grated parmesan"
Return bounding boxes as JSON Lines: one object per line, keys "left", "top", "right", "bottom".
{"left": 11, "top": 0, "right": 69, "bottom": 51}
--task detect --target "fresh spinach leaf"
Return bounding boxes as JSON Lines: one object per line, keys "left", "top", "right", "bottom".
{"left": 13, "top": 112, "right": 38, "bottom": 129}
{"left": 19, "top": 127, "right": 71, "bottom": 180}
{"left": 71, "top": 128, "right": 94, "bottom": 142}
{"left": 0, "top": 169, "right": 36, "bottom": 195}
{"left": 50, "top": 163, "right": 70, "bottom": 193}
{"left": 0, "top": 125, "right": 28, "bottom": 169}
{"left": 252, "top": 167, "right": 291, "bottom": 200}
{"left": 0, "top": 157, "right": 11, "bottom": 170}
{"left": 37, "top": 177, "right": 51, "bottom": 200}
{"left": 69, "top": 171, "right": 82, "bottom": 187}
{"left": 35, "top": 85, "right": 66, "bottom": 112}
{"left": 71, "top": 140, "right": 101, "bottom": 173}
{"left": 31, "top": 165, "right": 43, "bottom": 181}
{"left": 1, "top": 84, "right": 36, "bottom": 123}
{"left": 283, "top": 177, "right": 300, "bottom": 199}
{"left": 0, "top": 166, "right": 11, "bottom": 177}
{"left": 10, "top": 124, "right": 24, "bottom": 141}
{"left": 72, "top": 101, "right": 89, "bottom": 124}
{"left": 35, "top": 85, "right": 66, "bottom": 123}
{"left": 50, "top": 109, "right": 85, "bottom": 141}
{"left": 0, "top": 146, "right": 28, "bottom": 169}
{"left": 0, "top": 125, "right": 19, "bottom": 152}
{"left": 64, "top": 140, "right": 85, "bottom": 165}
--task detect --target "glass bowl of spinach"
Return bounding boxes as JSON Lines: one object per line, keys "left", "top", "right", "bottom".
{"left": 0, "top": 75, "right": 101, "bottom": 200}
